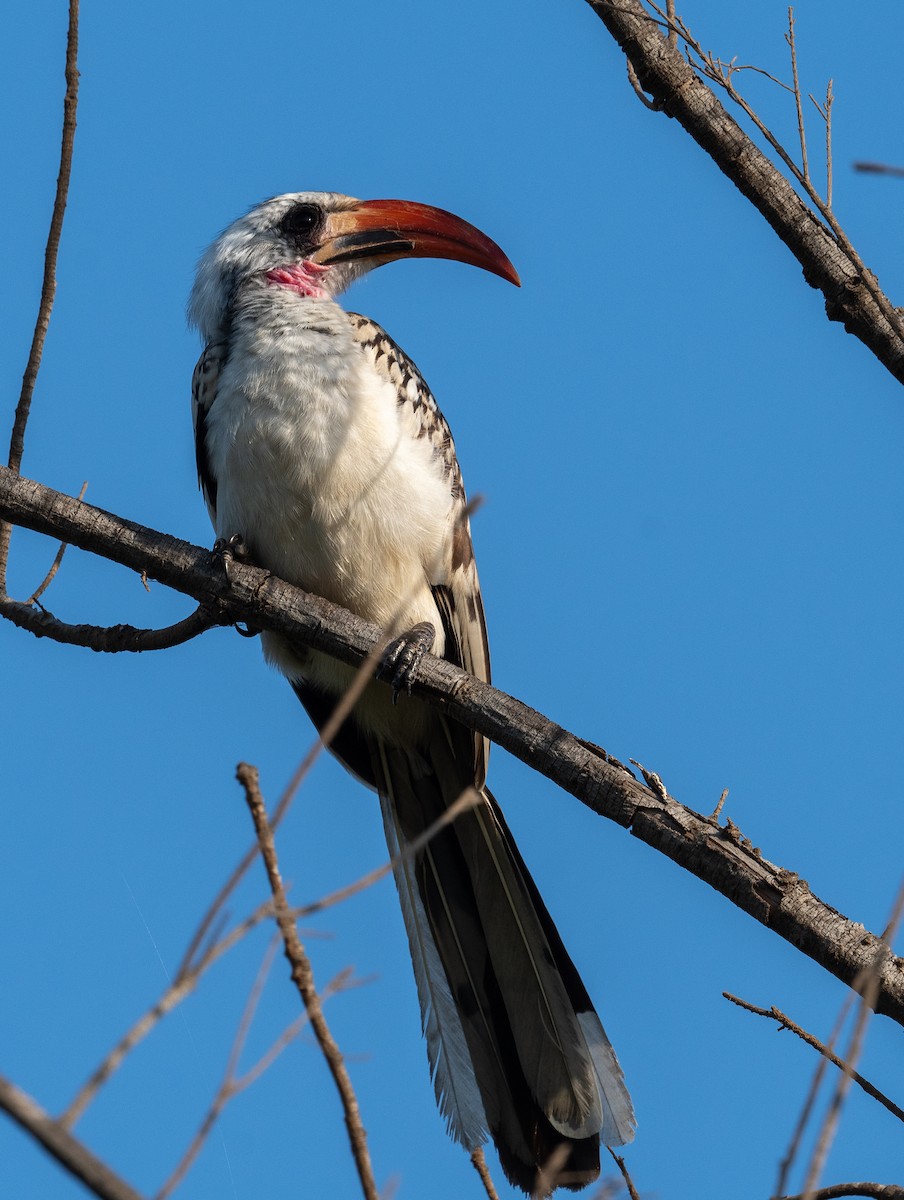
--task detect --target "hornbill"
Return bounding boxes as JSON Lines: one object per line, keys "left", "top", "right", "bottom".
{"left": 189, "top": 192, "right": 635, "bottom": 1192}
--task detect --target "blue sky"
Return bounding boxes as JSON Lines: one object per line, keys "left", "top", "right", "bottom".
{"left": 3, "top": 2, "right": 903, "bottom": 1198}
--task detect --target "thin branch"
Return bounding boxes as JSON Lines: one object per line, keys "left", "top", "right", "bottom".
{"left": 3, "top": 468, "right": 904, "bottom": 1029}
{"left": 61, "top": 898, "right": 277, "bottom": 1128}
{"left": 154, "top": 944, "right": 361, "bottom": 1200}
{"left": 238, "top": 762, "right": 380, "bottom": 1200}
{"left": 0, "top": 597, "right": 221, "bottom": 653}
{"left": 0, "top": 1073, "right": 147, "bottom": 1200}
{"left": 723, "top": 993, "right": 904, "bottom": 1123}
{"left": 775, "top": 989, "right": 856, "bottom": 1196}
{"left": 774, "top": 1187, "right": 904, "bottom": 1200}
{"left": 607, "top": 1149, "right": 641, "bottom": 1200}
{"left": 801, "top": 876, "right": 904, "bottom": 1197}
{"left": 470, "top": 1148, "right": 502, "bottom": 1200}
{"left": 585, "top": 0, "right": 904, "bottom": 378}
{"left": 654, "top": 2, "right": 902, "bottom": 341}
{"left": 0, "top": 0, "right": 80, "bottom": 591}
{"left": 532, "top": 1144, "right": 571, "bottom": 1199}
{"left": 824, "top": 79, "right": 834, "bottom": 209}
{"left": 24, "top": 478, "right": 88, "bottom": 602}
{"left": 786, "top": 7, "right": 809, "bottom": 185}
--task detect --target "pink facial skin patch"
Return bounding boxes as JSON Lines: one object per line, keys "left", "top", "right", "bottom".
{"left": 266, "top": 260, "right": 330, "bottom": 299}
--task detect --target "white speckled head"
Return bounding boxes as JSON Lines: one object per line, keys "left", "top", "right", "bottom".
{"left": 188, "top": 192, "right": 362, "bottom": 342}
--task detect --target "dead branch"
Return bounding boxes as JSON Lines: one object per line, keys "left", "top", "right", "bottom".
{"left": 800, "top": 878, "right": 904, "bottom": 1194}
{"left": 0, "top": 1073, "right": 147, "bottom": 1200}
{"left": 470, "top": 1148, "right": 502, "bottom": 1200}
{"left": 2, "top": 466, "right": 904, "bottom": 1028}
{"left": 607, "top": 1148, "right": 641, "bottom": 1200}
{"left": 238, "top": 762, "right": 380, "bottom": 1200}
{"left": 723, "top": 993, "right": 904, "bottom": 1124}
{"left": 583, "top": 0, "right": 904, "bottom": 383}
{"left": 0, "top": 596, "right": 221, "bottom": 653}
{"left": 0, "top": 0, "right": 80, "bottom": 590}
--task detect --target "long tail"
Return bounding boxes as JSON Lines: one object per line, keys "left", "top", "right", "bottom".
{"left": 373, "top": 723, "right": 635, "bottom": 1194}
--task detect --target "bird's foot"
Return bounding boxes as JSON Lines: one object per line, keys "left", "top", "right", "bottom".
{"left": 213, "top": 533, "right": 252, "bottom": 563}
{"left": 212, "top": 534, "right": 252, "bottom": 583}
{"left": 212, "top": 537, "right": 260, "bottom": 636}
{"left": 379, "top": 621, "right": 435, "bottom": 702}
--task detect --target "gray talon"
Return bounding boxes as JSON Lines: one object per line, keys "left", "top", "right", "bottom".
{"left": 379, "top": 621, "right": 436, "bottom": 701}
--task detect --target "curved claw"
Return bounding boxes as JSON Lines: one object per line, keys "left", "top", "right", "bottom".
{"left": 379, "top": 621, "right": 436, "bottom": 703}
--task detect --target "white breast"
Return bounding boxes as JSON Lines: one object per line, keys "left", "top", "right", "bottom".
{"left": 206, "top": 289, "right": 453, "bottom": 642}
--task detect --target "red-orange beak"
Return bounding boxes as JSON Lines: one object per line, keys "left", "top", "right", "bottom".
{"left": 309, "top": 198, "right": 520, "bottom": 286}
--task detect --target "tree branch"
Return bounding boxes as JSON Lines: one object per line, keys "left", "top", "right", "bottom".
{"left": 238, "top": 763, "right": 379, "bottom": 1200}
{"left": 0, "top": 597, "right": 221, "bottom": 652}
{"left": 0, "top": 1073, "right": 147, "bottom": 1200}
{"left": 0, "top": 0, "right": 80, "bottom": 589}
{"left": 2, "top": 466, "right": 903, "bottom": 1025}
{"left": 723, "top": 993, "right": 904, "bottom": 1124}
{"left": 583, "top": 0, "right": 904, "bottom": 385}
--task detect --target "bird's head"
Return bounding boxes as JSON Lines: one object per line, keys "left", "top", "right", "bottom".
{"left": 189, "top": 190, "right": 519, "bottom": 341}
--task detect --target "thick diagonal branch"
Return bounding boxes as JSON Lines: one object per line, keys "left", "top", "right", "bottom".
{"left": 2, "top": 466, "right": 903, "bottom": 1025}
{"left": 583, "top": 0, "right": 904, "bottom": 385}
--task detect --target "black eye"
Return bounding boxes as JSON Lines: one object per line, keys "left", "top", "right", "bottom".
{"left": 279, "top": 202, "right": 322, "bottom": 244}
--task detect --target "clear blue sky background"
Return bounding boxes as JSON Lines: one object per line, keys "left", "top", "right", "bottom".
{"left": 3, "top": 3, "right": 903, "bottom": 1198}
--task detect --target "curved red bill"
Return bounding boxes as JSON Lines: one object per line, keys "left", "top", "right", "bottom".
{"left": 312, "top": 198, "right": 521, "bottom": 286}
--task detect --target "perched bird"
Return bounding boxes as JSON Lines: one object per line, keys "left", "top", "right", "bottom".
{"left": 189, "top": 192, "right": 634, "bottom": 1192}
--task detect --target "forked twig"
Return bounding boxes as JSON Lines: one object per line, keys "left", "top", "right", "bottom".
{"left": 641, "top": 0, "right": 904, "bottom": 344}
{"left": 155, "top": 939, "right": 360, "bottom": 1200}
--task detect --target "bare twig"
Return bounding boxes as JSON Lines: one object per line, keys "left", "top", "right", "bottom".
{"left": 0, "top": 597, "right": 220, "bottom": 653}
{"left": 626, "top": 58, "right": 660, "bottom": 109}
{"left": 710, "top": 788, "right": 729, "bottom": 821}
{"left": 658, "top": 2, "right": 904, "bottom": 342}
{"left": 155, "top": 943, "right": 360, "bottom": 1200}
{"left": 0, "top": 1073, "right": 147, "bottom": 1200}
{"left": 470, "top": 1148, "right": 502, "bottom": 1200}
{"left": 62, "top": 898, "right": 278, "bottom": 1128}
{"left": 531, "top": 1143, "right": 571, "bottom": 1199}
{"left": 586, "top": 0, "right": 904, "bottom": 370}
{"left": 723, "top": 993, "right": 904, "bottom": 1123}
{"left": 238, "top": 762, "right": 380, "bottom": 1200}
{"left": 775, "top": 991, "right": 857, "bottom": 1197}
{"left": 292, "top": 786, "right": 478, "bottom": 920}
{"left": 154, "top": 937, "right": 284, "bottom": 1200}
{"left": 0, "top": 0, "right": 80, "bottom": 591}
{"left": 24, "top": 479, "right": 88, "bottom": 602}
{"left": 800, "top": 877, "right": 904, "bottom": 1197}
{"left": 809, "top": 80, "right": 834, "bottom": 208}
{"left": 607, "top": 1148, "right": 641, "bottom": 1200}
{"left": 786, "top": 8, "right": 809, "bottom": 185}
